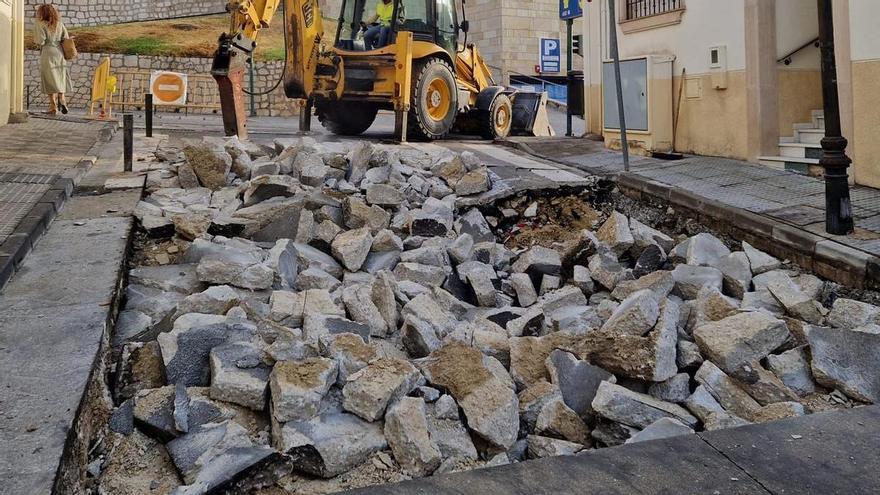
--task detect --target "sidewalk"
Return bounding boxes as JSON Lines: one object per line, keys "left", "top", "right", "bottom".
{"left": 0, "top": 126, "right": 149, "bottom": 493}
{"left": 346, "top": 405, "right": 880, "bottom": 495}
{"left": 510, "top": 137, "right": 880, "bottom": 289}
{"left": 0, "top": 116, "right": 116, "bottom": 288}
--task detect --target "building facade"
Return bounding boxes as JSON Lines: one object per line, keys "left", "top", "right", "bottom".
{"left": 581, "top": 0, "right": 880, "bottom": 188}
{"left": 468, "top": 0, "right": 583, "bottom": 84}
{"left": 1, "top": 0, "right": 26, "bottom": 127}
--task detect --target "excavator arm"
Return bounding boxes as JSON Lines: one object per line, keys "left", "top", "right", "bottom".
{"left": 212, "top": 0, "right": 325, "bottom": 138}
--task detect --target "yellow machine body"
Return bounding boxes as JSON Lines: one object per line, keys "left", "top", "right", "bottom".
{"left": 213, "top": 0, "right": 552, "bottom": 140}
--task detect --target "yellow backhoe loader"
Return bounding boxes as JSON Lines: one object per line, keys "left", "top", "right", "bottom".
{"left": 211, "top": 0, "right": 554, "bottom": 141}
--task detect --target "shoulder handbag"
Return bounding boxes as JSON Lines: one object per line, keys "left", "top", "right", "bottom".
{"left": 62, "top": 33, "right": 77, "bottom": 60}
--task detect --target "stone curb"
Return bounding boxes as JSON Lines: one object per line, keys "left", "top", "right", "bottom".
{"left": 0, "top": 122, "right": 118, "bottom": 290}
{"left": 617, "top": 172, "right": 877, "bottom": 289}
{"left": 504, "top": 140, "right": 880, "bottom": 290}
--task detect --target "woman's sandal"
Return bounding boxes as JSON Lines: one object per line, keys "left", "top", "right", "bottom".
{"left": 60, "top": 104, "right": 69, "bottom": 115}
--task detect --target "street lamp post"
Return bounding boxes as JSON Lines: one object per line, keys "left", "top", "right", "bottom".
{"left": 817, "top": 0, "right": 853, "bottom": 235}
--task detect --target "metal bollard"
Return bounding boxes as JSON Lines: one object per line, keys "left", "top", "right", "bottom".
{"left": 123, "top": 114, "right": 133, "bottom": 172}
{"left": 145, "top": 94, "right": 153, "bottom": 138}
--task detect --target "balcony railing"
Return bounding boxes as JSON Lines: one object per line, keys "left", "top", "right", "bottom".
{"left": 624, "top": 0, "right": 683, "bottom": 20}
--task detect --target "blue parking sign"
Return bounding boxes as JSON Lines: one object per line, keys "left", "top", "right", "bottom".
{"left": 540, "top": 38, "right": 561, "bottom": 73}
{"left": 560, "top": 0, "right": 582, "bottom": 19}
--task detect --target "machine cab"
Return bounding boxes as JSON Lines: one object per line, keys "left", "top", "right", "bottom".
{"left": 334, "top": 0, "right": 461, "bottom": 56}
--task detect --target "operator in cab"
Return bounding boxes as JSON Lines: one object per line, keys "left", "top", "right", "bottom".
{"left": 360, "top": 0, "right": 401, "bottom": 49}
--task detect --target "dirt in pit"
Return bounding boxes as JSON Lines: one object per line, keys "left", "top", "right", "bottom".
{"left": 129, "top": 231, "right": 186, "bottom": 267}
{"left": 260, "top": 452, "right": 409, "bottom": 495}
{"left": 498, "top": 193, "right": 604, "bottom": 251}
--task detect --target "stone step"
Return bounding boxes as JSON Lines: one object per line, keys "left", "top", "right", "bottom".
{"left": 794, "top": 128, "right": 825, "bottom": 145}
{"left": 778, "top": 142, "right": 822, "bottom": 160}
{"left": 792, "top": 122, "right": 823, "bottom": 132}
{"left": 758, "top": 155, "right": 820, "bottom": 175}
{"left": 811, "top": 109, "right": 825, "bottom": 127}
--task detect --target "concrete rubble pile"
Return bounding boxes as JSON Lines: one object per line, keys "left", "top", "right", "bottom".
{"left": 99, "top": 135, "right": 878, "bottom": 493}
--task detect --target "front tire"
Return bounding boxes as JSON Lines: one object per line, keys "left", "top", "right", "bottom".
{"left": 317, "top": 101, "right": 379, "bottom": 136}
{"left": 408, "top": 58, "right": 458, "bottom": 140}
{"left": 479, "top": 93, "right": 513, "bottom": 140}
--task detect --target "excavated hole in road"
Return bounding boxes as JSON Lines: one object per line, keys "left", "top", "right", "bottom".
{"left": 83, "top": 139, "right": 879, "bottom": 494}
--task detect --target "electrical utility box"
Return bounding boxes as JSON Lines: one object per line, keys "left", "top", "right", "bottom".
{"left": 602, "top": 54, "right": 674, "bottom": 153}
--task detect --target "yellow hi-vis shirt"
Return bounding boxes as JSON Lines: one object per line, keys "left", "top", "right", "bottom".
{"left": 376, "top": 1, "right": 394, "bottom": 26}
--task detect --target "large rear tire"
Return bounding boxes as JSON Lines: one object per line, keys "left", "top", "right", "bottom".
{"left": 479, "top": 93, "right": 513, "bottom": 140}
{"left": 317, "top": 101, "right": 379, "bottom": 136}
{"left": 408, "top": 58, "right": 458, "bottom": 140}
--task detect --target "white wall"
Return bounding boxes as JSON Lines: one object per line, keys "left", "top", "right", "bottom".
{"left": 849, "top": 0, "right": 880, "bottom": 61}
{"left": 598, "top": 0, "right": 747, "bottom": 74}
{"left": 775, "top": 0, "right": 819, "bottom": 69}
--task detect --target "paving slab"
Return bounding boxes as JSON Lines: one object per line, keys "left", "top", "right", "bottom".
{"left": 0, "top": 142, "right": 136, "bottom": 493}
{"left": 56, "top": 190, "right": 143, "bottom": 220}
{"left": 0, "top": 303, "right": 110, "bottom": 493}
{"left": 700, "top": 406, "right": 880, "bottom": 494}
{"left": 343, "top": 433, "right": 767, "bottom": 495}
{"left": 0, "top": 117, "right": 116, "bottom": 289}
{"left": 344, "top": 406, "right": 880, "bottom": 495}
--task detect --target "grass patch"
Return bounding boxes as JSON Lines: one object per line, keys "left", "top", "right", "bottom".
{"left": 113, "top": 36, "right": 171, "bottom": 54}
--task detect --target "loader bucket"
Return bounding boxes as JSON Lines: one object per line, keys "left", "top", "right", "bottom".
{"left": 509, "top": 91, "right": 555, "bottom": 137}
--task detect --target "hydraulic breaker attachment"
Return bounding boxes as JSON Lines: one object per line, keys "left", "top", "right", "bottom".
{"left": 212, "top": 35, "right": 251, "bottom": 138}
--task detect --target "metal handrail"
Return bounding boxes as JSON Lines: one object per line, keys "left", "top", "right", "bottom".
{"left": 487, "top": 64, "right": 566, "bottom": 89}
{"left": 778, "top": 37, "right": 819, "bottom": 65}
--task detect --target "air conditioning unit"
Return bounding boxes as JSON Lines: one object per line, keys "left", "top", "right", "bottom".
{"left": 602, "top": 54, "right": 674, "bottom": 153}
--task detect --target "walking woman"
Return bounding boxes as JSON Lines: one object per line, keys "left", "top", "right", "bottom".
{"left": 34, "top": 4, "right": 70, "bottom": 115}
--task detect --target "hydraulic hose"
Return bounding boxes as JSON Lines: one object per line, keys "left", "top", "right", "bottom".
{"left": 242, "top": 0, "right": 289, "bottom": 96}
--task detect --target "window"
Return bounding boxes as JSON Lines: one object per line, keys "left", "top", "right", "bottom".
{"left": 435, "top": 0, "right": 458, "bottom": 54}
{"left": 618, "top": 0, "right": 685, "bottom": 34}
{"left": 624, "top": 0, "right": 683, "bottom": 21}
{"left": 399, "top": 0, "right": 432, "bottom": 35}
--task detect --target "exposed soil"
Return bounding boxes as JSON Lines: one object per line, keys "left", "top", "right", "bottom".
{"left": 129, "top": 230, "right": 185, "bottom": 267}
{"left": 274, "top": 359, "right": 333, "bottom": 388}
{"left": 423, "top": 344, "right": 493, "bottom": 398}
{"left": 261, "top": 452, "right": 409, "bottom": 495}
{"left": 498, "top": 193, "right": 603, "bottom": 251}
{"left": 334, "top": 333, "right": 379, "bottom": 363}
{"left": 97, "top": 431, "right": 182, "bottom": 494}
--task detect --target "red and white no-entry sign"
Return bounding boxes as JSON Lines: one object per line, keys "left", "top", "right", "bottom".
{"left": 149, "top": 71, "right": 188, "bottom": 105}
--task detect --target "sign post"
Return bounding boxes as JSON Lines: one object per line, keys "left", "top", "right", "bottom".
{"left": 560, "top": 0, "right": 583, "bottom": 137}
{"left": 607, "top": 0, "right": 630, "bottom": 171}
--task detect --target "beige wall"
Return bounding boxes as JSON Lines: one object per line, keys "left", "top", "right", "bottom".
{"left": 851, "top": 60, "right": 880, "bottom": 188}
{"left": 847, "top": 0, "right": 880, "bottom": 188}
{"left": 776, "top": 68, "right": 821, "bottom": 136}
{"left": 674, "top": 71, "right": 749, "bottom": 159}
